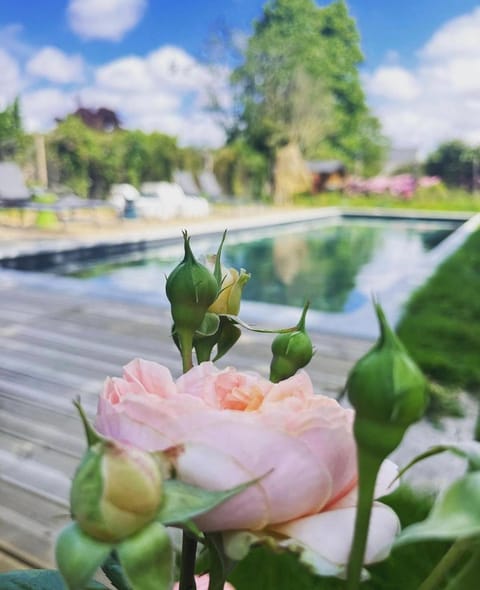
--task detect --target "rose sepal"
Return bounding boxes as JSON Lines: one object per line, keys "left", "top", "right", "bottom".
{"left": 55, "top": 523, "right": 113, "bottom": 590}
{"left": 117, "top": 522, "right": 174, "bottom": 590}
{"left": 157, "top": 477, "right": 263, "bottom": 526}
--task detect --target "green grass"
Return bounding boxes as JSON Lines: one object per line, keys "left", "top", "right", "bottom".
{"left": 397, "top": 229, "right": 480, "bottom": 398}
{"left": 294, "top": 187, "right": 480, "bottom": 213}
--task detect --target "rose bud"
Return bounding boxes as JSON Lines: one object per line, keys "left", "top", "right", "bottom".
{"left": 208, "top": 265, "right": 251, "bottom": 316}
{"left": 70, "top": 440, "right": 164, "bottom": 543}
{"left": 269, "top": 302, "right": 313, "bottom": 383}
{"left": 166, "top": 231, "right": 218, "bottom": 335}
{"left": 346, "top": 302, "right": 427, "bottom": 460}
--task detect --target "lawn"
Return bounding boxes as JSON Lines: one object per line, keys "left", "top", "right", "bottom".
{"left": 295, "top": 187, "right": 480, "bottom": 213}
{"left": 397, "top": 228, "right": 480, "bottom": 402}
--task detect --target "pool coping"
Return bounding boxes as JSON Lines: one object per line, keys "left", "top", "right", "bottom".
{"left": 1, "top": 207, "right": 479, "bottom": 339}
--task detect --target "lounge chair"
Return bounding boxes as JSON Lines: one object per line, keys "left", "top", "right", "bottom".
{"left": 197, "top": 170, "right": 232, "bottom": 202}
{"left": 0, "top": 161, "right": 31, "bottom": 206}
{"left": 173, "top": 170, "right": 200, "bottom": 197}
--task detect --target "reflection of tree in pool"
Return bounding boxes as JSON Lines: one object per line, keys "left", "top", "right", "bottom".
{"left": 224, "top": 226, "right": 378, "bottom": 312}
{"left": 419, "top": 228, "right": 453, "bottom": 251}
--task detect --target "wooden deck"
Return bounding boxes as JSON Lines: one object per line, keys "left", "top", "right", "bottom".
{"left": 0, "top": 279, "right": 372, "bottom": 572}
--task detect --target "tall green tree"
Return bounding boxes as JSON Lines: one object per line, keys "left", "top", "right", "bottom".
{"left": 231, "top": 0, "right": 386, "bottom": 180}
{"left": 424, "top": 140, "right": 480, "bottom": 189}
{"left": 0, "top": 97, "right": 24, "bottom": 159}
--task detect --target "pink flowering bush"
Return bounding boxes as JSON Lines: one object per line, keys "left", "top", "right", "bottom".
{"left": 96, "top": 359, "right": 399, "bottom": 576}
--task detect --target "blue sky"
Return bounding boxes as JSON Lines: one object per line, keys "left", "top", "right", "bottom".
{"left": 1, "top": 0, "right": 480, "bottom": 154}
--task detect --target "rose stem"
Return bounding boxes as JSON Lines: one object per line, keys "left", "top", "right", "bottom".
{"left": 443, "top": 544, "right": 480, "bottom": 589}
{"left": 179, "top": 330, "right": 194, "bottom": 373}
{"left": 346, "top": 450, "right": 382, "bottom": 590}
{"left": 178, "top": 328, "right": 196, "bottom": 590}
{"left": 418, "top": 539, "right": 471, "bottom": 590}
{"left": 179, "top": 532, "right": 198, "bottom": 590}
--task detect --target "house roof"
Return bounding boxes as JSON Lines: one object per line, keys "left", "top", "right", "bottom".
{"left": 306, "top": 160, "right": 345, "bottom": 174}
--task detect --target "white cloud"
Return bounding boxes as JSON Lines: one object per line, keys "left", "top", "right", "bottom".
{"left": 83, "top": 45, "right": 229, "bottom": 147}
{"left": 421, "top": 7, "right": 480, "bottom": 59}
{"left": 95, "top": 56, "right": 153, "bottom": 91}
{"left": 366, "top": 66, "right": 420, "bottom": 101}
{"left": 366, "top": 6, "right": 480, "bottom": 155}
{"left": 21, "top": 88, "right": 76, "bottom": 131}
{"left": 26, "top": 46, "right": 85, "bottom": 84}
{"left": 68, "top": 0, "right": 147, "bottom": 41}
{"left": 0, "top": 49, "right": 21, "bottom": 108}
{"left": 0, "top": 20, "right": 228, "bottom": 148}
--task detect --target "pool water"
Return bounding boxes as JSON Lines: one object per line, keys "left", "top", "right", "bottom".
{"left": 64, "top": 218, "right": 455, "bottom": 313}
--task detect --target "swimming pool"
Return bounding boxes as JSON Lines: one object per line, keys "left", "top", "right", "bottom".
{"left": 3, "top": 209, "right": 476, "bottom": 337}
{"left": 55, "top": 216, "right": 457, "bottom": 314}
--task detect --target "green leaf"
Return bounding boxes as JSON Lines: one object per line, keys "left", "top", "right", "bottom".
{"left": 213, "top": 319, "right": 241, "bottom": 362}
{"left": 101, "top": 552, "right": 133, "bottom": 590}
{"left": 157, "top": 478, "right": 258, "bottom": 525}
{"left": 0, "top": 570, "right": 108, "bottom": 590}
{"left": 117, "top": 522, "right": 174, "bottom": 590}
{"left": 55, "top": 523, "right": 113, "bottom": 590}
{"left": 396, "top": 472, "right": 480, "bottom": 546}
{"left": 396, "top": 442, "right": 480, "bottom": 481}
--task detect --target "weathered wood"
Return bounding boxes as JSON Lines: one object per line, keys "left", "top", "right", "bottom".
{"left": 0, "top": 279, "right": 371, "bottom": 571}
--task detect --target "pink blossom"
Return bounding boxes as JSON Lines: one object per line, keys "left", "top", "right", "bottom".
{"left": 96, "top": 358, "right": 399, "bottom": 577}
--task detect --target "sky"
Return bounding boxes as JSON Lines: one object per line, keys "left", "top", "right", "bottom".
{"left": 1, "top": 0, "right": 480, "bottom": 156}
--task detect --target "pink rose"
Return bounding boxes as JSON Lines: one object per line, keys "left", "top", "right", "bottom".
{"left": 96, "top": 359, "right": 399, "bottom": 577}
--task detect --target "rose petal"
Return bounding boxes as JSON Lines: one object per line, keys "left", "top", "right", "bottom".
{"left": 122, "top": 358, "right": 177, "bottom": 397}
{"left": 175, "top": 417, "right": 333, "bottom": 528}
{"left": 96, "top": 394, "right": 208, "bottom": 450}
{"left": 270, "top": 502, "right": 400, "bottom": 566}
{"left": 175, "top": 441, "right": 271, "bottom": 530}
{"left": 223, "top": 530, "right": 343, "bottom": 578}
{"left": 330, "top": 459, "right": 399, "bottom": 510}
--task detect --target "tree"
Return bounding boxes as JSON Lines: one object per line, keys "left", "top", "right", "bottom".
{"left": 424, "top": 140, "right": 480, "bottom": 189}
{"left": 47, "top": 116, "right": 121, "bottom": 198}
{"left": 231, "top": 0, "right": 386, "bottom": 192}
{"left": 0, "top": 97, "right": 24, "bottom": 159}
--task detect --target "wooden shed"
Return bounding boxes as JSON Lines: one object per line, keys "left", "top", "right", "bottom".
{"left": 306, "top": 160, "right": 346, "bottom": 192}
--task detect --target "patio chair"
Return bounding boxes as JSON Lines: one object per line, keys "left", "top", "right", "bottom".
{"left": 197, "top": 170, "right": 232, "bottom": 202}
{"left": 0, "top": 161, "right": 31, "bottom": 206}
{"left": 173, "top": 170, "right": 200, "bottom": 197}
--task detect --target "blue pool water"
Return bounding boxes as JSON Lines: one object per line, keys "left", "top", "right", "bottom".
{"left": 61, "top": 217, "right": 456, "bottom": 313}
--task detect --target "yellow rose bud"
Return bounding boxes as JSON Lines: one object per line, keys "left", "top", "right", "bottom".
{"left": 71, "top": 441, "right": 163, "bottom": 543}
{"left": 208, "top": 265, "right": 250, "bottom": 316}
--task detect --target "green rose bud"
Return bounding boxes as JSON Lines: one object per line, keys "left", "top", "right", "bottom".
{"left": 166, "top": 231, "right": 219, "bottom": 335}
{"left": 269, "top": 302, "right": 313, "bottom": 383}
{"left": 346, "top": 302, "right": 427, "bottom": 460}
{"left": 71, "top": 441, "right": 163, "bottom": 543}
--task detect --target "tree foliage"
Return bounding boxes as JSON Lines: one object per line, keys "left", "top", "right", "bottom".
{"left": 0, "top": 97, "right": 24, "bottom": 159}
{"left": 47, "top": 116, "right": 203, "bottom": 199}
{"left": 424, "top": 140, "right": 480, "bottom": 189}
{"left": 231, "top": 0, "right": 387, "bottom": 176}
